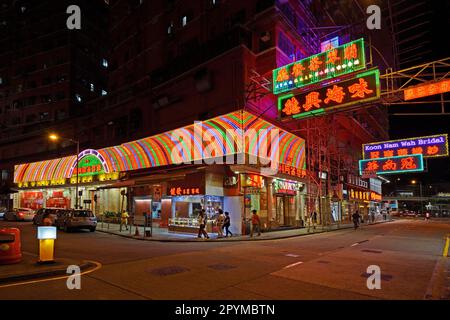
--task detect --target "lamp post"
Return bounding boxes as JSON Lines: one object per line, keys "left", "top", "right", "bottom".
{"left": 49, "top": 134, "right": 80, "bottom": 209}
{"left": 411, "top": 180, "right": 423, "bottom": 215}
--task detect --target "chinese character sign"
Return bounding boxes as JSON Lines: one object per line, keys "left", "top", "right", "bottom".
{"left": 279, "top": 69, "right": 380, "bottom": 120}
{"left": 359, "top": 154, "right": 424, "bottom": 175}
{"left": 404, "top": 79, "right": 450, "bottom": 101}
{"left": 273, "top": 38, "right": 366, "bottom": 94}
{"left": 362, "top": 134, "right": 449, "bottom": 159}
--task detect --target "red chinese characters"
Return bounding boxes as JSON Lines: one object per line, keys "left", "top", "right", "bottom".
{"left": 365, "top": 161, "right": 379, "bottom": 171}
{"left": 348, "top": 78, "right": 373, "bottom": 98}
{"left": 404, "top": 79, "right": 450, "bottom": 101}
{"left": 383, "top": 150, "right": 394, "bottom": 157}
{"left": 302, "top": 92, "right": 322, "bottom": 111}
{"left": 400, "top": 157, "right": 417, "bottom": 170}
{"left": 326, "top": 49, "right": 340, "bottom": 64}
{"left": 169, "top": 187, "right": 200, "bottom": 196}
{"left": 324, "top": 85, "right": 345, "bottom": 104}
{"left": 370, "top": 151, "right": 380, "bottom": 159}
{"left": 382, "top": 160, "right": 397, "bottom": 171}
{"left": 309, "top": 57, "right": 323, "bottom": 71}
{"left": 282, "top": 97, "right": 301, "bottom": 115}
{"left": 291, "top": 63, "right": 305, "bottom": 77}
{"left": 426, "top": 145, "right": 439, "bottom": 156}
{"left": 276, "top": 68, "right": 289, "bottom": 82}
{"left": 344, "top": 43, "right": 358, "bottom": 60}
{"left": 397, "top": 148, "right": 408, "bottom": 156}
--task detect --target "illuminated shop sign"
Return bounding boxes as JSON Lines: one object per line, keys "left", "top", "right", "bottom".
{"left": 362, "top": 134, "right": 448, "bottom": 159}
{"left": 273, "top": 179, "right": 300, "bottom": 195}
{"left": 71, "top": 149, "right": 110, "bottom": 177}
{"left": 278, "top": 69, "right": 380, "bottom": 120}
{"left": 359, "top": 154, "right": 424, "bottom": 176}
{"left": 349, "top": 188, "right": 370, "bottom": 201}
{"left": 370, "top": 191, "right": 382, "bottom": 201}
{"left": 404, "top": 79, "right": 450, "bottom": 101}
{"left": 278, "top": 163, "right": 307, "bottom": 179}
{"left": 241, "top": 174, "right": 265, "bottom": 188}
{"left": 168, "top": 187, "right": 201, "bottom": 196}
{"left": 273, "top": 38, "right": 366, "bottom": 94}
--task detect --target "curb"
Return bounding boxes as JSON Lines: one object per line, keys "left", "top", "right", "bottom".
{"left": 97, "top": 220, "right": 394, "bottom": 243}
{"left": 0, "top": 260, "right": 95, "bottom": 285}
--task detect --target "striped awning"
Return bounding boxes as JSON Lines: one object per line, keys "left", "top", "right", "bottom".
{"left": 14, "top": 110, "right": 306, "bottom": 183}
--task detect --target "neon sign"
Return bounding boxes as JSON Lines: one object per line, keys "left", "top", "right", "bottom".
{"left": 169, "top": 187, "right": 201, "bottom": 196}
{"left": 362, "top": 134, "right": 449, "bottom": 159}
{"left": 279, "top": 69, "right": 380, "bottom": 120}
{"left": 404, "top": 79, "right": 450, "bottom": 101}
{"left": 274, "top": 179, "right": 299, "bottom": 195}
{"left": 278, "top": 163, "right": 307, "bottom": 178}
{"left": 273, "top": 38, "right": 366, "bottom": 94}
{"left": 359, "top": 154, "right": 424, "bottom": 175}
{"left": 370, "top": 192, "right": 382, "bottom": 201}
{"left": 69, "top": 149, "right": 110, "bottom": 178}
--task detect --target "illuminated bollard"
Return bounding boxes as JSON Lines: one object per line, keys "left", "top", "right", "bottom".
{"left": 37, "top": 226, "right": 57, "bottom": 263}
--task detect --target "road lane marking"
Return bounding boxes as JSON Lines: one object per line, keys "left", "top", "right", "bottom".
{"left": 351, "top": 243, "right": 359, "bottom": 247}
{"left": 283, "top": 261, "right": 303, "bottom": 269}
{"left": 0, "top": 260, "right": 102, "bottom": 288}
{"left": 285, "top": 253, "right": 300, "bottom": 257}
{"left": 443, "top": 236, "right": 449, "bottom": 257}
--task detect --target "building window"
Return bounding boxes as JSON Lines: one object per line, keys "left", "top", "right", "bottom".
{"left": 101, "top": 58, "right": 108, "bottom": 68}
{"left": 0, "top": 77, "right": 2, "bottom": 85}
{"left": 181, "top": 15, "right": 188, "bottom": 27}
{"left": 101, "top": 89, "right": 108, "bottom": 96}
{"left": 75, "top": 94, "right": 82, "bottom": 103}
{"left": 90, "top": 83, "right": 95, "bottom": 92}
{"left": 278, "top": 31, "right": 295, "bottom": 60}
{"left": 39, "top": 112, "right": 49, "bottom": 120}
{"left": 167, "top": 22, "right": 174, "bottom": 34}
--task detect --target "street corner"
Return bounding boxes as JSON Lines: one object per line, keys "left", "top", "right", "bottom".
{"left": 0, "top": 253, "right": 99, "bottom": 286}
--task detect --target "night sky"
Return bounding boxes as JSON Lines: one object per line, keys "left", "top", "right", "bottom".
{"left": 386, "top": 0, "right": 450, "bottom": 187}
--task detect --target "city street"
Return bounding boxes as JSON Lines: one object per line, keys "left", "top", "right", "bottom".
{"left": 0, "top": 219, "right": 448, "bottom": 300}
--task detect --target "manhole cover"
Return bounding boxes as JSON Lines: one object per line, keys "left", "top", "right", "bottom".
{"left": 208, "top": 263, "right": 236, "bottom": 270}
{"left": 361, "top": 272, "right": 393, "bottom": 281}
{"left": 361, "top": 249, "right": 383, "bottom": 254}
{"left": 148, "top": 266, "right": 190, "bottom": 276}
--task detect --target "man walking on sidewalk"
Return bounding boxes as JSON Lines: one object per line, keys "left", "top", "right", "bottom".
{"left": 250, "top": 209, "right": 261, "bottom": 237}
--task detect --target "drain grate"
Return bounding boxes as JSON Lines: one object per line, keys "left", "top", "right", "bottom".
{"left": 361, "top": 249, "right": 383, "bottom": 254}
{"left": 148, "top": 266, "right": 190, "bottom": 276}
{"left": 208, "top": 263, "right": 236, "bottom": 271}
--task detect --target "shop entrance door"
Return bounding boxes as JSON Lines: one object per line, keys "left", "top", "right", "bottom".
{"left": 276, "top": 195, "right": 295, "bottom": 226}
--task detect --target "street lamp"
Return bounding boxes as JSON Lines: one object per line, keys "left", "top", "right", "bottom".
{"left": 48, "top": 133, "right": 80, "bottom": 209}
{"left": 411, "top": 180, "right": 423, "bottom": 215}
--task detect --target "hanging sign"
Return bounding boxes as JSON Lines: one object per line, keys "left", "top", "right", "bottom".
{"left": 273, "top": 38, "right": 366, "bottom": 94}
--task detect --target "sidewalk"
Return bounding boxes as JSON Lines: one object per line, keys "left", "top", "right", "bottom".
{"left": 0, "top": 252, "right": 95, "bottom": 285}
{"left": 96, "top": 218, "right": 393, "bottom": 242}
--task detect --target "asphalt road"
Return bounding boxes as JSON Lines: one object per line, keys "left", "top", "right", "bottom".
{"left": 0, "top": 218, "right": 448, "bottom": 300}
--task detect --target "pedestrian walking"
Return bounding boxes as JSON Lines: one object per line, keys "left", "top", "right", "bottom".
{"left": 216, "top": 209, "right": 225, "bottom": 238}
{"left": 250, "top": 209, "right": 261, "bottom": 237}
{"left": 371, "top": 210, "right": 375, "bottom": 223}
{"left": 120, "top": 210, "right": 129, "bottom": 231}
{"left": 352, "top": 210, "right": 361, "bottom": 230}
{"left": 311, "top": 211, "right": 317, "bottom": 230}
{"left": 223, "top": 212, "right": 233, "bottom": 237}
{"left": 197, "top": 210, "right": 209, "bottom": 239}
{"left": 425, "top": 212, "right": 430, "bottom": 222}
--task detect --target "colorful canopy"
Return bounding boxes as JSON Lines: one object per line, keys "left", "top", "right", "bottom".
{"left": 14, "top": 110, "right": 306, "bottom": 183}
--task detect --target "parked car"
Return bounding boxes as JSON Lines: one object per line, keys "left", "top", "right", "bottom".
{"left": 0, "top": 207, "right": 7, "bottom": 219}
{"left": 55, "top": 209, "right": 97, "bottom": 232}
{"left": 4, "top": 208, "right": 35, "bottom": 221}
{"left": 33, "top": 207, "right": 61, "bottom": 225}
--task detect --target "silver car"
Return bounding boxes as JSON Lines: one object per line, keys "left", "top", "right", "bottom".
{"left": 55, "top": 209, "right": 97, "bottom": 232}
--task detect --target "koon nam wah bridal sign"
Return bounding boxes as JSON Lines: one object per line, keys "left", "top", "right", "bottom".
{"left": 362, "top": 134, "right": 449, "bottom": 159}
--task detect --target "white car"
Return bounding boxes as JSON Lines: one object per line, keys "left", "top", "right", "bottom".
{"left": 4, "top": 208, "right": 35, "bottom": 221}
{"left": 0, "top": 207, "right": 6, "bottom": 219}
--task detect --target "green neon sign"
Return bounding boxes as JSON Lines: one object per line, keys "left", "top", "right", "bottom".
{"left": 273, "top": 38, "right": 366, "bottom": 94}
{"left": 74, "top": 154, "right": 105, "bottom": 177}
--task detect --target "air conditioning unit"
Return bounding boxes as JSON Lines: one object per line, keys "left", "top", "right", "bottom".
{"left": 260, "top": 31, "right": 271, "bottom": 42}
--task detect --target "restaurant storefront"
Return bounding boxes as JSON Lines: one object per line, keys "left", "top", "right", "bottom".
{"left": 343, "top": 174, "right": 370, "bottom": 221}
{"left": 13, "top": 110, "right": 307, "bottom": 235}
